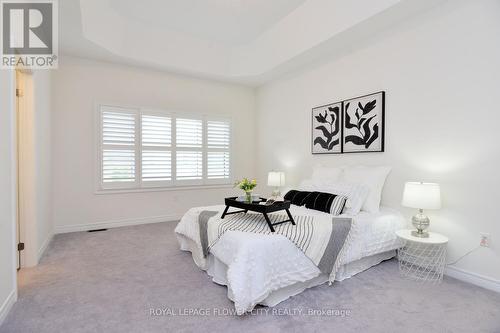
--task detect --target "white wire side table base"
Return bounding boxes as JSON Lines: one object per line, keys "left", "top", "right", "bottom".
{"left": 397, "top": 240, "right": 447, "bottom": 284}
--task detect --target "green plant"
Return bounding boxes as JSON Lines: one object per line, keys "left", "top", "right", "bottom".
{"left": 234, "top": 178, "right": 257, "bottom": 192}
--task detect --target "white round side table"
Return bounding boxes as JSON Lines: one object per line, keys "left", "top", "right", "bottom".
{"left": 395, "top": 230, "right": 448, "bottom": 284}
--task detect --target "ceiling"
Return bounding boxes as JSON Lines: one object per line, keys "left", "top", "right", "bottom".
{"left": 107, "top": 0, "right": 306, "bottom": 46}
{"left": 59, "top": 0, "right": 446, "bottom": 85}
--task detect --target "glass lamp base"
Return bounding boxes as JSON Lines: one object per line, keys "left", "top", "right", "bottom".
{"left": 411, "top": 209, "right": 430, "bottom": 238}
{"left": 411, "top": 230, "right": 430, "bottom": 238}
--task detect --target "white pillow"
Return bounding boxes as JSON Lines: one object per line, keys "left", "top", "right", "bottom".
{"left": 298, "top": 179, "right": 369, "bottom": 216}
{"left": 311, "top": 166, "right": 343, "bottom": 183}
{"left": 319, "top": 182, "right": 369, "bottom": 216}
{"left": 342, "top": 166, "right": 391, "bottom": 213}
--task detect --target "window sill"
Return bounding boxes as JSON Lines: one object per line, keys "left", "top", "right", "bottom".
{"left": 95, "top": 184, "right": 233, "bottom": 195}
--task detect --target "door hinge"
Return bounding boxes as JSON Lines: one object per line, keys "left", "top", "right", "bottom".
{"left": 16, "top": 88, "right": 23, "bottom": 97}
{"left": 18, "top": 242, "right": 24, "bottom": 251}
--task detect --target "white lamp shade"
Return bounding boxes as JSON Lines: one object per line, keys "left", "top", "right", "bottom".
{"left": 267, "top": 171, "right": 285, "bottom": 187}
{"left": 402, "top": 182, "right": 441, "bottom": 210}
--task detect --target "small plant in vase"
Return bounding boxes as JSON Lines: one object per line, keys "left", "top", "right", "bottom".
{"left": 234, "top": 178, "right": 257, "bottom": 203}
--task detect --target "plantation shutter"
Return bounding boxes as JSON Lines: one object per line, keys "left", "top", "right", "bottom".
{"left": 141, "top": 114, "right": 172, "bottom": 185}
{"left": 206, "top": 119, "right": 230, "bottom": 181}
{"left": 176, "top": 118, "right": 203, "bottom": 183}
{"left": 99, "top": 105, "right": 232, "bottom": 190}
{"left": 101, "top": 106, "right": 138, "bottom": 187}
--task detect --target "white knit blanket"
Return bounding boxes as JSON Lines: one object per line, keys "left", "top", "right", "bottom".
{"left": 200, "top": 212, "right": 352, "bottom": 276}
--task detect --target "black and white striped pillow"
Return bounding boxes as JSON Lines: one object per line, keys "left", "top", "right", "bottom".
{"left": 284, "top": 190, "right": 312, "bottom": 206}
{"left": 304, "top": 191, "right": 348, "bottom": 215}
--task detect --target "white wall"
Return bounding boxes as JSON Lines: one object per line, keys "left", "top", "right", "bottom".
{"left": 0, "top": 70, "right": 17, "bottom": 323}
{"left": 51, "top": 56, "right": 256, "bottom": 231}
{"left": 256, "top": 0, "right": 500, "bottom": 282}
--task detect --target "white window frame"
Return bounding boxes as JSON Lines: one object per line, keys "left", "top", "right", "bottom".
{"left": 95, "top": 103, "right": 232, "bottom": 193}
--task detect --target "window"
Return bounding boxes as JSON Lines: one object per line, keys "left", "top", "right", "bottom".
{"left": 141, "top": 114, "right": 172, "bottom": 184}
{"left": 207, "top": 120, "right": 230, "bottom": 180}
{"left": 176, "top": 117, "right": 203, "bottom": 183}
{"left": 98, "top": 105, "right": 231, "bottom": 190}
{"left": 101, "top": 106, "right": 137, "bottom": 186}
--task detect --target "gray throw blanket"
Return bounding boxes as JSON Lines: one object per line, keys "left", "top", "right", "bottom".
{"left": 198, "top": 211, "right": 352, "bottom": 275}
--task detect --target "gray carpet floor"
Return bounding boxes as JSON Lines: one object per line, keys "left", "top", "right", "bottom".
{"left": 2, "top": 221, "right": 500, "bottom": 333}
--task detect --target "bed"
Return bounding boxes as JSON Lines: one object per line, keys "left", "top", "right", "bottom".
{"left": 175, "top": 203, "right": 406, "bottom": 314}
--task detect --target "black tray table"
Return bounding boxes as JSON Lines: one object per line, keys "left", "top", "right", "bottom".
{"left": 221, "top": 197, "right": 295, "bottom": 232}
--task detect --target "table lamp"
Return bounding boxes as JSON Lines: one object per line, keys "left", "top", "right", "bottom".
{"left": 267, "top": 171, "right": 285, "bottom": 200}
{"left": 402, "top": 182, "right": 441, "bottom": 238}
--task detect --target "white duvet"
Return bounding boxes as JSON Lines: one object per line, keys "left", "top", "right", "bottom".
{"left": 175, "top": 205, "right": 406, "bottom": 314}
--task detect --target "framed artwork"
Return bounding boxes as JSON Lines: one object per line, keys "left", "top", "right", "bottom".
{"left": 311, "top": 101, "right": 342, "bottom": 154}
{"left": 342, "top": 91, "right": 385, "bottom": 153}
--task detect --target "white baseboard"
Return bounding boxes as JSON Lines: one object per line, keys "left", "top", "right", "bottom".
{"left": 54, "top": 214, "right": 181, "bottom": 234}
{"left": 37, "top": 232, "right": 53, "bottom": 262}
{"left": 445, "top": 266, "right": 500, "bottom": 293}
{"left": 0, "top": 289, "right": 17, "bottom": 326}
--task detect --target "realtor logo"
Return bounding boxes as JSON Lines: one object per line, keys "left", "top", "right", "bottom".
{"left": 1, "top": 0, "right": 58, "bottom": 69}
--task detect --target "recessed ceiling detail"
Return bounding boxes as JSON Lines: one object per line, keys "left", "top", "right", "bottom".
{"left": 60, "top": 0, "right": 446, "bottom": 85}
{"left": 108, "top": 0, "right": 306, "bottom": 46}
